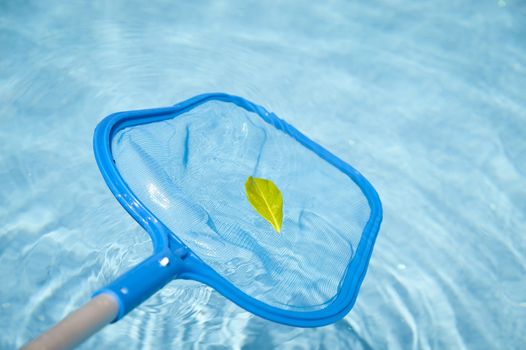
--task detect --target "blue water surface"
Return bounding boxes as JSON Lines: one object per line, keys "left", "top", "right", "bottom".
{"left": 1, "top": 1, "right": 525, "bottom": 349}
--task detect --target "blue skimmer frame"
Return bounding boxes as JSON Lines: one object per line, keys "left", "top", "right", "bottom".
{"left": 92, "top": 93, "right": 382, "bottom": 327}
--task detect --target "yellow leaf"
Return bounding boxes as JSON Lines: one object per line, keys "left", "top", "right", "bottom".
{"left": 244, "top": 176, "right": 283, "bottom": 233}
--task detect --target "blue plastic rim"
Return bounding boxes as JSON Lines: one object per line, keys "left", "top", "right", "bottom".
{"left": 93, "top": 93, "right": 383, "bottom": 327}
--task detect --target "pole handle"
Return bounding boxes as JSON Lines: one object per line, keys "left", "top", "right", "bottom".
{"left": 21, "top": 293, "right": 118, "bottom": 350}
{"left": 21, "top": 248, "right": 185, "bottom": 349}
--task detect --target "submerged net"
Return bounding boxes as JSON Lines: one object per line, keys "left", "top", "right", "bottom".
{"left": 111, "top": 100, "right": 370, "bottom": 311}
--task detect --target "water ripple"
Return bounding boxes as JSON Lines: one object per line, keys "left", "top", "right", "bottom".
{"left": 2, "top": 0, "right": 525, "bottom": 349}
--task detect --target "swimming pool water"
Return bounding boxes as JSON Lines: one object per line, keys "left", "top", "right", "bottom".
{"left": 1, "top": 1, "right": 525, "bottom": 349}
